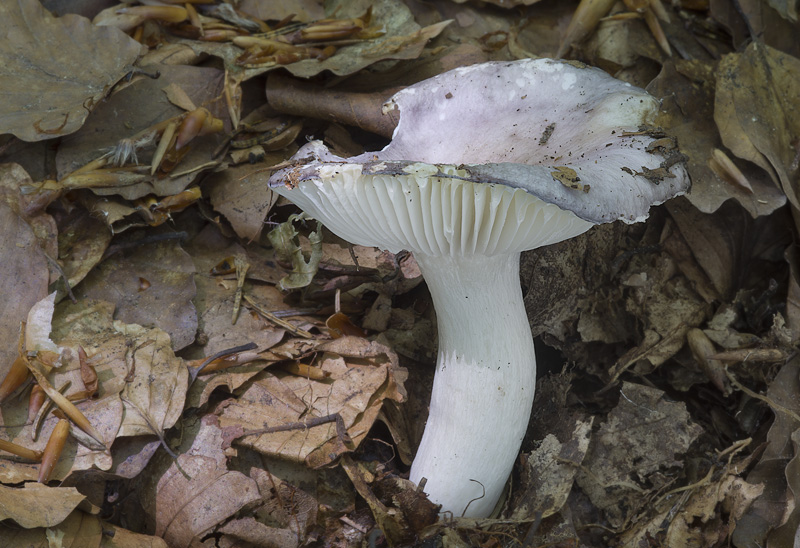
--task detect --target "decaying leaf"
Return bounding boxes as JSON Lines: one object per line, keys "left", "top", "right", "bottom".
{"left": 576, "top": 382, "right": 703, "bottom": 528}
{"left": 205, "top": 161, "right": 283, "bottom": 242}
{"left": 268, "top": 214, "right": 324, "bottom": 291}
{"left": 513, "top": 418, "right": 593, "bottom": 520}
{"left": 620, "top": 472, "right": 764, "bottom": 546}
{"left": 650, "top": 60, "right": 786, "bottom": 217}
{"left": 715, "top": 43, "right": 800, "bottom": 216}
{"left": 0, "top": 0, "right": 142, "bottom": 141}
{"left": 55, "top": 64, "right": 227, "bottom": 201}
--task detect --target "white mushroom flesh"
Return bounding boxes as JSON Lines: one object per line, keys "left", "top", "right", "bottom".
{"left": 274, "top": 167, "right": 592, "bottom": 517}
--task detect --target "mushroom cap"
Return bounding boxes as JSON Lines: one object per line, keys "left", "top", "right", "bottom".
{"left": 272, "top": 158, "right": 594, "bottom": 256}
{"left": 269, "top": 58, "right": 690, "bottom": 252}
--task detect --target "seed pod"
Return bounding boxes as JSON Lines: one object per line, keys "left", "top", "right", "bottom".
{"left": 24, "top": 360, "right": 106, "bottom": 449}
{"left": 175, "top": 108, "right": 209, "bottom": 151}
{"left": 28, "top": 384, "right": 46, "bottom": 423}
{"left": 0, "top": 356, "right": 30, "bottom": 404}
{"left": 200, "top": 115, "right": 224, "bottom": 137}
{"left": 556, "top": 0, "right": 617, "bottom": 58}
{"left": 116, "top": 5, "right": 188, "bottom": 23}
{"left": 152, "top": 120, "right": 179, "bottom": 175}
{"left": 687, "top": 328, "right": 730, "bottom": 394}
{"left": 39, "top": 419, "right": 70, "bottom": 483}
{"left": 0, "top": 438, "right": 42, "bottom": 462}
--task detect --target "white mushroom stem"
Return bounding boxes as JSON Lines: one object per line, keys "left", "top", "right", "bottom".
{"left": 410, "top": 252, "right": 535, "bottom": 518}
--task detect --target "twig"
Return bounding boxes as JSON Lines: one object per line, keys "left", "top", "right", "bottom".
{"left": 231, "top": 255, "right": 250, "bottom": 324}
{"left": 244, "top": 295, "right": 313, "bottom": 338}
{"left": 121, "top": 395, "right": 190, "bottom": 480}
{"left": 240, "top": 413, "right": 352, "bottom": 445}
{"left": 725, "top": 367, "right": 800, "bottom": 424}
{"left": 189, "top": 342, "right": 258, "bottom": 384}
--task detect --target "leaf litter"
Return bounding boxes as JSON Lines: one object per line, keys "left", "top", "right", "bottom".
{"left": 1, "top": 0, "right": 800, "bottom": 546}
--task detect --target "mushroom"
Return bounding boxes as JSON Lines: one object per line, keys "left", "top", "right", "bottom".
{"left": 268, "top": 59, "right": 690, "bottom": 518}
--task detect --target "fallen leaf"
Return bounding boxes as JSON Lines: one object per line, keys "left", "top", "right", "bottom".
{"left": 152, "top": 415, "right": 261, "bottom": 548}
{"left": 77, "top": 238, "right": 198, "bottom": 351}
{"left": 205, "top": 161, "right": 282, "bottom": 242}
{"left": 650, "top": 60, "right": 785, "bottom": 217}
{"left": 0, "top": 483, "right": 85, "bottom": 528}
{"left": 0, "top": 0, "right": 142, "bottom": 141}
{"left": 56, "top": 64, "right": 227, "bottom": 201}
{"left": 219, "top": 337, "right": 405, "bottom": 467}
{"left": 513, "top": 418, "right": 593, "bottom": 519}
{"left": 715, "top": 43, "right": 800, "bottom": 217}
{"left": 0, "top": 202, "right": 49, "bottom": 380}
{"left": 576, "top": 382, "right": 703, "bottom": 528}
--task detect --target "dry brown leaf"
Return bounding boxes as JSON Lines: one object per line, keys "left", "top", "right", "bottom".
{"left": 217, "top": 517, "right": 300, "bottom": 548}
{"left": 205, "top": 161, "right": 283, "bottom": 242}
{"left": 0, "top": 0, "right": 142, "bottom": 142}
{"left": 606, "top": 247, "right": 710, "bottom": 382}
{"left": 0, "top": 202, "right": 49, "bottom": 382}
{"left": 277, "top": 0, "right": 451, "bottom": 78}
{"left": 162, "top": 83, "right": 197, "bottom": 112}
{"left": 152, "top": 415, "right": 261, "bottom": 548}
{"left": 0, "top": 506, "right": 166, "bottom": 547}
{"left": 735, "top": 357, "right": 800, "bottom": 546}
{"left": 247, "top": 465, "right": 321, "bottom": 540}
{"left": 650, "top": 60, "right": 785, "bottom": 217}
{"left": 715, "top": 43, "right": 800, "bottom": 217}
{"left": 340, "top": 456, "right": 438, "bottom": 545}
{"left": 238, "top": 0, "right": 325, "bottom": 21}
{"left": 786, "top": 245, "right": 800, "bottom": 343}
{"left": 100, "top": 523, "right": 169, "bottom": 548}
{"left": 767, "top": 428, "right": 800, "bottom": 546}
{"left": 168, "top": 0, "right": 449, "bottom": 82}
{"left": 77, "top": 238, "right": 198, "bottom": 351}
{"left": 0, "top": 389, "right": 121, "bottom": 482}
{"left": 0, "top": 483, "right": 85, "bottom": 528}
{"left": 0, "top": 162, "right": 59, "bottom": 220}
{"left": 0, "top": 510, "right": 103, "bottom": 547}
{"left": 667, "top": 199, "right": 739, "bottom": 299}
{"left": 619, "top": 474, "right": 764, "bottom": 546}
{"left": 56, "top": 64, "right": 227, "bottom": 201}
{"left": 185, "top": 225, "right": 290, "bottom": 357}
{"left": 219, "top": 337, "right": 405, "bottom": 467}
{"left": 111, "top": 323, "right": 188, "bottom": 439}
{"left": 730, "top": 0, "right": 800, "bottom": 58}
{"left": 23, "top": 299, "right": 188, "bottom": 458}
{"left": 55, "top": 207, "right": 113, "bottom": 293}
{"left": 287, "top": 18, "right": 451, "bottom": 78}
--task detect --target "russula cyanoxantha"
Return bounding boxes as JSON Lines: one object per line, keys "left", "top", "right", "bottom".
{"left": 269, "top": 58, "right": 690, "bottom": 518}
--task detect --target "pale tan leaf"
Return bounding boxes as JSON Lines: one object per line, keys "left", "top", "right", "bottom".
{"left": 0, "top": 483, "right": 85, "bottom": 528}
